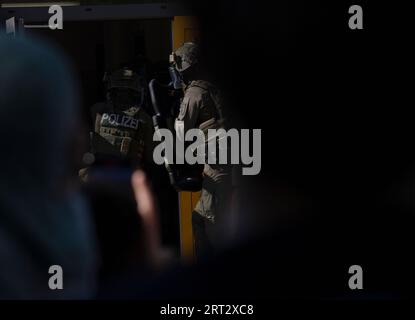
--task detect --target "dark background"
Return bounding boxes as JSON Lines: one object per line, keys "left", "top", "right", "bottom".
{"left": 186, "top": 0, "right": 415, "bottom": 298}
{"left": 25, "top": 18, "right": 172, "bottom": 125}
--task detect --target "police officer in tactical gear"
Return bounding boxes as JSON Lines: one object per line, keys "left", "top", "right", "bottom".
{"left": 171, "top": 42, "right": 232, "bottom": 258}
{"left": 89, "top": 68, "right": 155, "bottom": 170}
{"left": 83, "top": 68, "right": 182, "bottom": 256}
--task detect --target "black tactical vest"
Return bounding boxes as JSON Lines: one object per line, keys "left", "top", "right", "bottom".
{"left": 94, "top": 104, "right": 146, "bottom": 163}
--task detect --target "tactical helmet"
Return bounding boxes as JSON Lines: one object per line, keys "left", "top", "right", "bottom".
{"left": 104, "top": 68, "right": 143, "bottom": 92}
{"left": 170, "top": 42, "right": 200, "bottom": 72}
{"left": 104, "top": 68, "right": 145, "bottom": 109}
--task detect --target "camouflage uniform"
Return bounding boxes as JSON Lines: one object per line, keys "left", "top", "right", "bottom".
{"left": 172, "top": 43, "right": 232, "bottom": 255}
{"left": 176, "top": 80, "right": 232, "bottom": 223}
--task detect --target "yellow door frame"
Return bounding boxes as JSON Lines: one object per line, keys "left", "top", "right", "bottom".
{"left": 171, "top": 16, "right": 201, "bottom": 262}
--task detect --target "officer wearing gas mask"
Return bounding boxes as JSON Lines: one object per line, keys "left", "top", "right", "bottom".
{"left": 89, "top": 68, "right": 154, "bottom": 170}
{"left": 170, "top": 42, "right": 232, "bottom": 258}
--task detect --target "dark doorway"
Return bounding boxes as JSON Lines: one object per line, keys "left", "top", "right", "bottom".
{"left": 26, "top": 18, "right": 172, "bottom": 123}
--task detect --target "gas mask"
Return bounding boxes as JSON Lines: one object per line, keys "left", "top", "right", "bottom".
{"left": 168, "top": 66, "right": 184, "bottom": 90}
{"left": 169, "top": 52, "right": 185, "bottom": 89}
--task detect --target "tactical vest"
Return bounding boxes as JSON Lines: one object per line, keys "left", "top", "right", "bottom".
{"left": 94, "top": 105, "right": 145, "bottom": 163}
{"left": 180, "top": 80, "right": 232, "bottom": 169}
{"left": 188, "top": 80, "right": 226, "bottom": 134}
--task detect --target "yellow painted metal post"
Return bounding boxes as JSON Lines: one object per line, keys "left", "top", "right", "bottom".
{"left": 172, "top": 16, "right": 201, "bottom": 262}
{"left": 178, "top": 191, "right": 200, "bottom": 262}
{"left": 172, "top": 16, "right": 200, "bottom": 50}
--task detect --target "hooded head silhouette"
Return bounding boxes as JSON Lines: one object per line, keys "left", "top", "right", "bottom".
{"left": 0, "top": 34, "right": 97, "bottom": 299}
